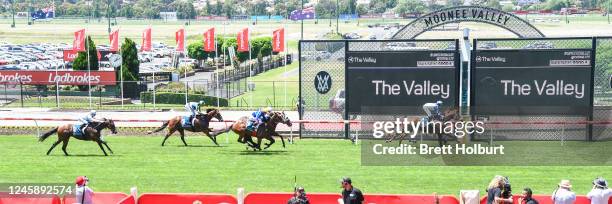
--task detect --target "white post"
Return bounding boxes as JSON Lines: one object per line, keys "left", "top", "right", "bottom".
{"left": 86, "top": 31, "right": 92, "bottom": 109}
{"left": 248, "top": 27, "right": 252, "bottom": 108}
{"left": 57, "top": 59, "right": 61, "bottom": 108}
{"left": 120, "top": 60, "right": 124, "bottom": 108}
{"left": 152, "top": 71, "right": 156, "bottom": 110}
{"left": 215, "top": 31, "right": 220, "bottom": 107}
{"left": 283, "top": 25, "right": 287, "bottom": 109}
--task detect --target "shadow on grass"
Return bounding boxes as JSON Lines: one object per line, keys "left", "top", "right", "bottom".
{"left": 237, "top": 150, "right": 289, "bottom": 155}
{"left": 176, "top": 144, "right": 228, "bottom": 148}
{"left": 48, "top": 154, "right": 121, "bottom": 157}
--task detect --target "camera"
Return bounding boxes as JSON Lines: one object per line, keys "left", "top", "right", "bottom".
{"left": 501, "top": 177, "right": 512, "bottom": 198}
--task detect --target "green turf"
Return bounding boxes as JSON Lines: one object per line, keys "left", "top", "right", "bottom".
{"left": 1, "top": 134, "right": 612, "bottom": 196}
{"left": 228, "top": 63, "right": 299, "bottom": 109}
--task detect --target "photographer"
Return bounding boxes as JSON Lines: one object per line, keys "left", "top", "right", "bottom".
{"left": 552, "top": 180, "right": 575, "bottom": 204}
{"left": 486, "top": 175, "right": 512, "bottom": 204}
{"left": 518, "top": 188, "right": 538, "bottom": 204}
{"left": 287, "top": 186, "right": 310, "bottom": 204}
{"left": 587, "top": 177, "right": 612, "bottom": 204}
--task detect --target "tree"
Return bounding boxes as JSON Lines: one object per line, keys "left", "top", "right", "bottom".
{"left": 369, "top": 0, "right": 388, "bottom": 14}
{"left": 73, "top": 36, "right": 99, "bottom": 71}
{"left": 120, "top": 38, "right": 139, "bottom": 82}
{"left": 486, "top": 0, "right": 503, "bottom": 9}
{"left": 545, "top": 0, "right": 573, "bottom": 10}
{"left": 315, "top": 0, "right": 336, "bottom": 19}
{"left": 502, "top": 4, "right": 515, "bottom": 12}
{"left": 394, "top": 0, "right": 426, "bottom": 15}
{"left": 174, "top": 0, "right": 196, "bottom": 19}
{"left": 356, "top": 4, "right": 368, "bottom": 15}
{"left": 223, "top": 0, "right": 234, "bottom": 18}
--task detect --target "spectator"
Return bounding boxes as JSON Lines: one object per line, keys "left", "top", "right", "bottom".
{"left": 287, "top": 186, "right": 309, "bottom": 204}
{"left": 486, "top": 175, "right": 512, "bottom": 204}
{"left": 518, "top": 187, "right": 538, "bottom": 204}
{"left": 75, "top": 176, "right": 94, "bottom": 204}
{"left": 552, "top": 180, "right": 575, "bottom": 204}
{"left": 339, "top": 177, "right": 363, "bottom": 204}
{"left": 587, "top": 177, "right": 612, "bottom": 204}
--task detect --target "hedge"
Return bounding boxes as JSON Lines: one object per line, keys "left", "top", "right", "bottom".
{"left": 140, "top": 92, "right": 228, "bottom": 106}
{"left": 189, "top": 36, "right": 273, "bottom": 63}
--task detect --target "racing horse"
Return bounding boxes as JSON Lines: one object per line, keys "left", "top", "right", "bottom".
{"left": 212, "top": 111, "right": 292, "bottom": 150}
{"left": 147, "top": 108, "right": 223, "bottom": 146}
{"left": 385, "top": 108, "right": 463, "bottom": 146}
{"left": 38, "top": 118, "right": 117, "bottom": 156}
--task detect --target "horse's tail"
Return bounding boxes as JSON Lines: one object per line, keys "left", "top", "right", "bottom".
{"left": 211, "top": 123, "right": 233, "bottom": 136}
{"left": 148, "top": 121, "right": 169, "bottom": 134}
{"left": 39, "top": 127, "right": 58, "bottom": 142}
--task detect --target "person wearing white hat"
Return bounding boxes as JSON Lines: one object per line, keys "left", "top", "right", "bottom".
{"left": 587, "top": 177, "right": 612, "bottom": 204}
{"left": 552, "top": 179, "right": 576, "bottom": 204}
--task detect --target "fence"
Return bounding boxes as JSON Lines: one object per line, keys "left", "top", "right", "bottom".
{"left": 0, "top": 79, "right": 298, "bottom": 111}
{"left": 299, "top": 37, "right": 612, "bottom": 141}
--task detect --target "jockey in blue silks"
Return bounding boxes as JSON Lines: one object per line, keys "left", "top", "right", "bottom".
{"left": 248, "top": 107, "right": 272, "bottom": 131}
{"left": 422, "top": 100, "right": 443, "bottom": 122}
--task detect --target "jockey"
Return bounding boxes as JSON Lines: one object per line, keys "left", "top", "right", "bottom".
{"left": 185, "top": 101, "right": 205, "bottom": 126}
{"left": 248, "top": 107, "right": 272, "bottom": 131}
{"left": 77, "top": 110, "right": 102, "bottom": 135}
{"left": 422, "top": 100, "right": 443, "bottom": 121}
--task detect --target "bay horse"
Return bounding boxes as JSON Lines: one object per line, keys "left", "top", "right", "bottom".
{"left": 385, "top": 108, "right": 463, "bottom": 146}
{"left": 147, "top": 108, "right": 223, "bottom": 146}
{"left": 38, "top": 118, "right": 117, "bottom": 156}
{"left": 213, "top": 111, "right": 292, "bottom": 151}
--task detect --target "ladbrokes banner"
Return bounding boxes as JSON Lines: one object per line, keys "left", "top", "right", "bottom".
{"left": 0, "top": 71, "right": 116, "bottom": 85}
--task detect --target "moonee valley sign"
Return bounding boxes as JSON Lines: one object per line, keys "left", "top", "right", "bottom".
{"left": 422, "top": 7, "right": 512, "bottom": 27}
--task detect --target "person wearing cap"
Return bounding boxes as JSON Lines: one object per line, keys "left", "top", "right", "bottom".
{"left": 74, "top": 176, "right": 94, "bottom": 204}
{"left": 587, "top": 177, "right": 612, "bottom": 204}
{"left": 185, "top": 101, "right": 205, "bottom": 126}
{"left": 518, "top": 187, "right": 539, "bottom": 204}
{"left": 287, "top": 186, "right": 309, "bottom": 204}
{"left": 552, "top": 179, "right": 576, "bottom": 204}
{"left": 340, "top": 177, "right": 363, "bottom": 204}
{"left": 77, "top": 110, "right": 102, "bottom": 136}
{"left": 422, "top": 100, "right": 444, "bottom": 122}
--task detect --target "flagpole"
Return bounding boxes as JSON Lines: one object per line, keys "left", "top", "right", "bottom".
{"left": 284, "top": 3, "right": 289, "bottom": 110}
{"left": 248, "top": 27, "right": 252, "bottom": 109}
{"left": 117, "top": 29, "right": 124, "bottom": 109}
{"left": 86, "top": 29, "right": 92, "bottom": 109}
{"left": 223, "top": 22, "right": 228, "bottom": 103}
{"left": 300, "top": 0, "right": 304, "bottom": 40}
{"left": 214, "top": 29, "right": 220, "bottom": 107}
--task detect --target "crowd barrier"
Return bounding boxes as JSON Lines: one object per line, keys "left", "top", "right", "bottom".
{"left": 62, "top": 192, "right": 128, "bottom": 204}
{"left": 0, "top": 196, "right": 60, "bottom": 204}
{"left": 2, "top": 192, "right": 612, "bottom": 204}
{"left": 244, "top": 192, "right": 341, "bottom": 204}
{"left": 480, "top": 195, "right": 612, "bottom": 204}
{"left": 137, "top": 193, "right": 237, "bottom": 204}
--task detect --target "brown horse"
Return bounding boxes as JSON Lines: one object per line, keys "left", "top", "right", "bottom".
{"left": 38, "top": 118, "right": 117, "bottom": 156}
{"left": 147, "top": 108, "right": 223, "bottom": 146}
{"left": 213, "top": 111, "right": 292, "bottom": 150}
{"left": 385, "top": 108, "right": 462, "bottom": 146}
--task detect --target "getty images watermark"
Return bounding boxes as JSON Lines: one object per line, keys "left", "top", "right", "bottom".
{"left": 369, "top": 119, "right": 506, "bottom": 155}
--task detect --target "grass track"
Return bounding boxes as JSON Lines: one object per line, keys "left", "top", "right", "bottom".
{"left": 1, "top": 134, "right": 611, "bottom": 196}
